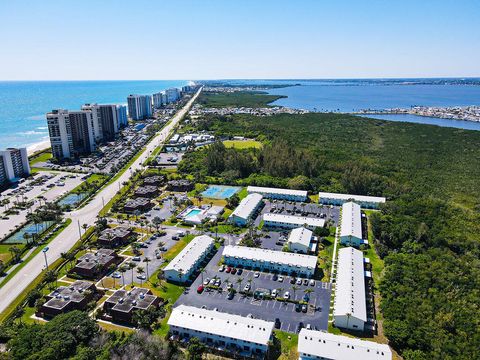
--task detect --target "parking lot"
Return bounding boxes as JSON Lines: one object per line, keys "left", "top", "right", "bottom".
{"left": 253, "top": 199, "right": 340, "bottom": 228}
{"left": 156, "top": 151, "right": 184, "bottom": 166}
{"left": 0, "top": 171, "right": 83, "bottom": 239}
{"left": 175, "top": 247, "right": 331, "bottom": 333}
{"left": 103, "top": 226, "right": 187, "bottom": 286}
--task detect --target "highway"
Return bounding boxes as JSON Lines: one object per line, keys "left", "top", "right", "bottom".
{"left": 0, "top": 88, "right": 201, "bottom": 316}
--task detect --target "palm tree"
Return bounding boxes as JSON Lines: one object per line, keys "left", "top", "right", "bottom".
{"left": 23, "top": 232, "right": 31, "bottom": 246}
{"left": 43, "top": 270, "right": 57, "bottom": 290}
{"left": 82, "top": 223, "right": 89, "bottom": 235}
{"left": 292, "top": 285, "right": 299, "bottom": 301}
{"left": 137, "top": 266, "right": 145, "bottom": 285}
{"left": 9, "top": 246, "right": 21, "bottom": 263}
{"left": 303, "top": 288, "right": 314, "bottom": 301}
{"left": 109, "top": 264, "right": 117, "bottom": 288}
{"left": 129, "top": 262, "right": 136, "bottom": 284}
{"left": 143, "top": 257, "right": 151, "bottom": 280}
{"left": 119, "top": 265, "right": 127, "bottom": 287}
{"left": 236, "top": 277, "right": 244, "bottom": 292}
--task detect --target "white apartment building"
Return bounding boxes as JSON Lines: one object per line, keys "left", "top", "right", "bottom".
{"left": 229, "top": 193, "right": 263, "bottom": 226}
{"left": 247, "top": 186, "right": 308, "bottom": 202}
{"left": 168, "top": 305, "right": 274, "bottom": 356}
{"left": 222, "top": 245, "right": 317, "bottom": 277}
{"left": 0, "top": 148, "right": 30, "bottom": 185}
{"left": 340, "top": 201, "right": 363, "bottom": 247}
{"left": 127, "top": 94, "right": 152, "bottom": 120}
{"left": 333, "top": 247, "right": 367, "bottom": 331}
{"left": 263, "top": 213, "right": 325, "bottom": 230}
{"left": 163, "top": 235, "right": 215, "bottom": 283}
{"left": 46, "top": 109, "right": 96, "bottom": 160}
{"left": 165, "top": 87, "right": 181, "bottom": 103}
{"left": 81, "top": 103, "right": 119, "bottom": 142}
{"left": 298, "top": 329, "right": 392, "bottom": 360}
{"left": 318, "top": 192, "right": 386, "bottom": 209}
{"left": 287, "top": 227, "right": 313, "bottom": 254}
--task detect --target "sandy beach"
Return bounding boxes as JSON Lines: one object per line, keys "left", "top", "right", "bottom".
{"left": 27, "top": 140, "right": 50, "bottom": 156}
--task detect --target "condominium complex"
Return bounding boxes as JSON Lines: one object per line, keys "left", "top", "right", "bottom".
{"left": 153, "top": 91, "right": 166, "bottom": 109}
{"left": 116, "top": 105, "right": 128, "bottom": 127}
{"left": 47, "top": 109, "right": 96, "bottom": 160}
{"left": 127, "top": 94, "right": 152, "bottom": 120}
{"left": 168, "top": 305, "right": 274, "bottom": 356}
{"left": 247, "top": 186, "right": 308, "bottom": 202}
{"left": 165, "top": 87, "right": 181, "bottom": 103}
{"left": 82, "top": 103, "right": 119, "bottom": 142}
{"left": 318, "top": 192, "right": 386, "bottom": 209}
{"left": 222, "top": 245, "right": 317, "bottom": 277}
{"left": 229, "top": 193, "right": 263, "bottom": 226}
{"left": 0, "top": 147, "right": 30, "bottom": 186}
{"left": 163, "top": 235, "right": 215, "bottom": 283}
{"left": 287, "top": 226, "right": 313, "bottom": 254}
{"left": 298, "top": 329, "right": 392, "bottom": 360}
{"left": 333, "top": 247, "right": 367, "bottom": 331}
{"left": 263, "top": 213, "right": 325, "bottom": 230}
{"left": 340, "top": 201, "right": 363, "bottom": 247}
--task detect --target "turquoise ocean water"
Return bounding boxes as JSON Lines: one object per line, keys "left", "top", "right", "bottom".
{"left": 0, "top": 80, "right": 187, "bottom": 149}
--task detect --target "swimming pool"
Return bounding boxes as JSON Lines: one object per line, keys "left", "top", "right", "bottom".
{"left": 201, "top": 185, "right": 241, "bottom": 199}
{"left": 185, "top": 209, "right": 202, "bottom": 218}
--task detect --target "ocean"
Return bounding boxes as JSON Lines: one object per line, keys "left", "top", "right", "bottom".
{"left": 0, "top": 80, "right": 188, "bottom": 149}
{"left": 1, "top": 79, "right": 480, "bottom": 151}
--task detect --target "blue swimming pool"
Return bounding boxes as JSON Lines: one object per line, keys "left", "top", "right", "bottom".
{"left": 201, "top": 185, "right": 241, "bottom": 199}
{"left": 185, "top": 209, "right": 202, "bottom": 218}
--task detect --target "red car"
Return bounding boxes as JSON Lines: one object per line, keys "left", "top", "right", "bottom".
{"left": 226, "top": 267, "right": 232, "bottom": 273}
{"left": 231, "top": 268, "right": 237, "bottom": 274}
{"left": 197, "top": 285, "right": 204, "bottom": 294}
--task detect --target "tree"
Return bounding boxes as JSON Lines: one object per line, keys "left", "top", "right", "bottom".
{"left": 129, "top": 262, "right": 136, "bottom": 284}
{"left": 137, "top": 266, "right": 145, "bottom": 285}
{"left": 119, "top": 265, "right": 127, "bottom": 287}
{"left": 9, "top": 246, "right": 22, "bottom": 263}
{"left": 226, "top": 193, "right": 240, "bottom": 209}
{"left": 109, "top": 264, "right": 117, "bottom": 288}
{"left": 143, "top": 257, "right": 151, "bottom": 280}
{"left": 187, "top": 337, "right": 206, "bottom": 360}
{"left": 152, "top": 216, "right": 162, "bottom": 232}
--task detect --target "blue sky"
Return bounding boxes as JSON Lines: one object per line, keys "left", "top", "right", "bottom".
{"left": 0, "top": 0, "right": 479, "bottom": 80}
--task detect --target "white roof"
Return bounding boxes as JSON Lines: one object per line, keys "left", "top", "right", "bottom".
{"left": 223, "top": 245, "right": 317, "bottom": 270}
{"left": 263, "top": 213, "right": 325, "bottom": 228}
{"left": 334, "top": 247, "right": 367, "bottom": 322}
{"left": 298, "top": 329, "right": 392, "bottom": 360}
{"left": 230, "top": 193, "right": 263, "bottom": 220}
{"left": 319, "top": 192, "right": 386, "bottom": 204}
{"left": 287, "top": 227, "right": 313, "bottom": 247}
{"left": 340, "top": 201, "right": 362, "bottom": 240}
{"left": 168, "top": 305, "right": 274, "bottom": 346}
{"left": 247, "top": 186, "right": 308, "bottom": 198}
{"left": 163, "top": 235, "right": 214, "bottom": 275}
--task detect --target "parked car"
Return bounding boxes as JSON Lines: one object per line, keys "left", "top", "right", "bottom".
{"left": 137, "top": 274, "right": 146, "bottom": 280}
{"left": 303, "top": 293, "right": 310, "bottom": 302}
{"left": 272, "top": 289, "right": 278, "bottom": 298}
{"left": 272, "top": 274, "right": 278, "bottom": 281}
{"left": 303, "top": 278, "right": 309, "bottom": 286}
{"left": 290, "top": 277, "right": 296, "bottom": 284}
{"left": 284, "top": 291, "right": 290, "bottom": 299}
{"left": 209, "top": 278, "right": 216, "bottom": 285}
{"left": 203, "top": 278, "right": 210, "bottom": 286}
{"left": 227, "top": 291, "right": 234, "bottom": 300}
{"left": 302, "top": 304, "right": 308, "bottom": 313}
{"left": 132, "top": 256, "right": 141, "bottom": 261}
{"left": 214, "top": 278, "right": 221, "bottom": 287}
{"left": 111, "top": 272, "right": 121, "bottom": 278}
{"left": 278, "top": 276, "right": 284, "bottom": 282}
{"left": 254, "top": 271, "right": 260, "bottom": 278}
{"left": 244, "top": 284, "right": 251, "bottom": 292}
{"left": 306, "top": 323, "right": 312, "bottom": 330}
{"left": 237, "top": 268, "right": 243, "bottom": 275}
{"left": 309, "top": 279, "right": 316, "bottom": 286}
{"left": 296, "top": 322, "right": 304, "bottom": 333}
{"left": 295, "top": 303, "right": 302, "bottom": 312}
{"left": 197, "top": 285, "right": 204, "bottom": 294}
{"left": 226, "top": 267, "right": 232, "bottom": 273}
{"left": 219, "top": 265, "right": 225, "bottom": 272}
{"left": 296, "top": 278, "right": 303, "bottom": 285}
{"left": 274, "top": 318, "right": 281, "bottom": 329}
{"left": 231, "top": 268, "right": 237, "bottom": 275}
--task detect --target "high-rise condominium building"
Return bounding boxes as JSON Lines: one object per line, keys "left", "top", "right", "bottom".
{"left": 0, "top": 147, "right": 30, "bottom": 186}
{"left": 152, "top": 92, "right": 166, "bottom": 109}
{"left": 116, "top": 105, "right": 128, "bottom": 127}
{"left": 47, "top": 109, "right": 96, "bottom": 160}
{"left": 127, "top": 94, "right": 152, "bottom": 120}
{"left": 82, "top": 103, "right": 119, "bottom": 142}
{"left": 165, "top": 88, "right": 181, "bottom": 103}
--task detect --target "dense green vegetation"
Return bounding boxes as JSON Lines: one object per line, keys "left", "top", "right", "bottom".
{"left": 1, "top": 311, "right": 184, "bottom": 360}
{"left": 196, "top": 91, "right": 285, "bottom": 108}
{"left": 178, "top": 107, "right": 480, "bottom": 359}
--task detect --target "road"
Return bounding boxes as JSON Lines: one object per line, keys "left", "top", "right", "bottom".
{"left": 0, "top": 88, "right": 202, "bottom": 316}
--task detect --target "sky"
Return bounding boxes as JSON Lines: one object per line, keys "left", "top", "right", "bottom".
{"left": 0, "top": 0, "right": 479, "bottom": 80}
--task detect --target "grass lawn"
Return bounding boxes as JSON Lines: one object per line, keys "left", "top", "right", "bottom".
{"left": 98, "top": 321, "right": 135, "bottom": 333}
{"left": 237, "top": 187, "right": 248, "bottom": 200}
{"left": 274, "top": 330, "right": 298, "bottom": 360}
{"left": 29, "top": 150, "right": 52, "bottom": 167}
{"left": 223, "top": 139, "right": 263, "bottom": 149}
{"left": 0, "top": 244, "right": 25, "bottom": 263}
{"left": 197, "top": 91, "right": 285, "bottom": 108}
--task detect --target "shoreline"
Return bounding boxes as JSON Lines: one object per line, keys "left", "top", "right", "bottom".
{"left": 27, "top": 140, "right": 50, "bottom": 156}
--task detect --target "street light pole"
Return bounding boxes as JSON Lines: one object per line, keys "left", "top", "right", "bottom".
{"left": 42, "top": 247, "right": 49, "bottom": 269}
{"left": 77, "top": 220, "right": 82, "bottom": 239}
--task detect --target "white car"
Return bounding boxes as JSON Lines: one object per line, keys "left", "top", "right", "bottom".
{"left": 283, "top": 291, "right": 290, "bottom": 299}
{"left": 309, "top": 279, "right": 316, "bottom": 286}
{"left": 271, "top": 289, "right": 278, "bottom": 298}
{"left": 254, "top": 271, "right": 260, "bottom": 278}
{"left": 278, "top": 276, "right": 284, "bottom": 282}
{"left": 203, "top": 278, "right": 210, "bottom": 286}
{"left": 244, "top": 283, "right": 251, "bottom": 292}
{"left": 136, "top": 274, "right": 146, "bottom": 280}
{"left": 296, "top": 278, "right": 302, "bottom": 285}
